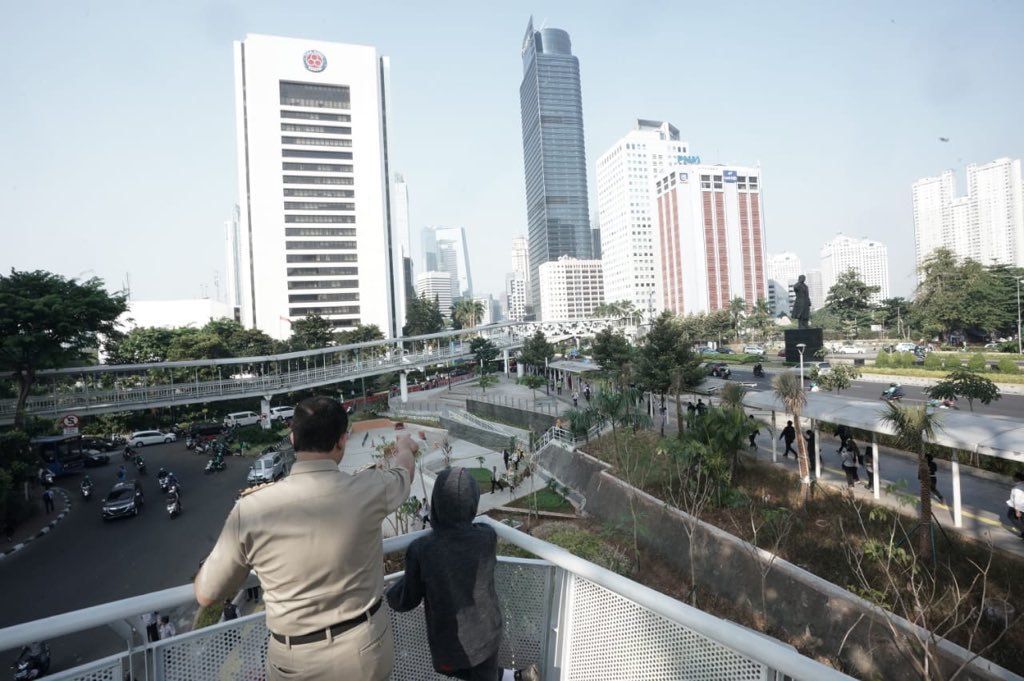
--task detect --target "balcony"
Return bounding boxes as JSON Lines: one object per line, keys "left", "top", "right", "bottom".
{"left": 0, "top": 517, "right": 851, "bottom": 681}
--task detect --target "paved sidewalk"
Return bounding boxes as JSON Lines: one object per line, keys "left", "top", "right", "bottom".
{"left": 1, "top": 485, "right": 69, "bottom": 556}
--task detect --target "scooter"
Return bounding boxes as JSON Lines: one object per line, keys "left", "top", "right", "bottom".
{"left": 753, "top": 364, "right": 765, "bottom": 378}
{"left": 166, "top": 494, "right": 181, "bottom": 518}
{"left": 185, "top": 435, "right": 196, "bottom": 450}
{"left": 880, "top": 388, "right": 905, "bottom": 402}
{"left": 12, "top": 642, "right": 50, "bottom": 680}
{"left": 157, "top": 470, "right": 170, "bottom": 493}
{"left": 204, "top": 457, "right": 226, "bottom": 474}
{"left": 80, "top": 481, "right": 93, "bottom": 500}
{"left": 123, "top": 445, "right": 136, "bottom": 461}
{"left": 927, "top": 398, "right": 958, "bottom": 410}
{"left": 135, "top": 456, "right": 147, "bottom": 475}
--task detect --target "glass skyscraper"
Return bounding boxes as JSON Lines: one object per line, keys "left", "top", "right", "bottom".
{"left": 519, "top": 18, "right": 592, "bottom": 316}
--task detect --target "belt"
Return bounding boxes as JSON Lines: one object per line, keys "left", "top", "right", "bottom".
{"left": 272, "top": 599, "right": 382, "bottom": 646}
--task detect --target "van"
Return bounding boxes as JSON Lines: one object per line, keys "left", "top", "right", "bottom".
{"left": 224, "top": 411, "right": 260, "bottom": 427}
{"left": 247, "top": 451, "right": 286, "bottom": 484}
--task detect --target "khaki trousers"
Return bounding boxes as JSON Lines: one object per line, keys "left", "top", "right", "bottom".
{"left": 267, "top": 605, "right": 394, "bottom": 680}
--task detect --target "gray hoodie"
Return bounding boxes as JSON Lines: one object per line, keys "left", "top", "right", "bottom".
{"left": 386, "top": 467, "right": 503, "bottom": 672}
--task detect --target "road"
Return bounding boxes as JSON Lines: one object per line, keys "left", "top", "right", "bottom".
{"left": 0, "top": 440, "right": 259, "bottom": 672}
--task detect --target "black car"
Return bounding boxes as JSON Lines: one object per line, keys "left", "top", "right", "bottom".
{"left": 81, "top": 437, "right": 117, "bottom": 452}
{"left": 101, "top": 481, "right": 144, "bottom": 520}
{"left": 82, "top": 449, "right": 110, "bottom": 467}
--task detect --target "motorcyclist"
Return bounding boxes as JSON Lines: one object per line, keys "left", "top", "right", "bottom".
{"left": 167, "top": 486, "right": 181, "bottom": 511}
{"left": 80, "top": 476, "right": 93, "bottom": 495}
{"left": 157, "top": 467, "right": 169, "bottom": 480}
{"left": 753, "top": 363, "right": 764, "bottom": 377}
{"left": 135, "top": 454, "right": 146, "bottom": 468}
{"left": 123, "top": 445, "right": 136, "bottom": 460}
{"left": 117, "top": 464, "right": 127, "bottom": 481}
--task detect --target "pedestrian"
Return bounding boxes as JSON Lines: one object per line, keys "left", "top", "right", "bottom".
{"left": 572, "top": 392, "right": 579, "bottom": 408}
{"left": 863, "top": 446, "right": 875, "bottom": 490}
{"left": 840, "top": 447, "right": 859, "bottom": 488}
{"left": 835, "top": 425, "right": 851, "bottom": 455}
{"left": 245, "top": 583, "right": 261, "bottom": 603}
{"left": 195, "top": 396, "right": 418, "bottom": 680}
{"left": 387, "top": 468, "right": 540, "bottom": 681}
{"left": 1006, "top": 472, "right": 1024, "bottom": 539}
{"left": 489, "top": 466, "right": 504, "bottom": 494}
{"left": 158, "top": 615, "right": 176, "bottom": 640}
{"left": 926, "top": 454, "right": 945, "bottom": 502}
{"left": 748, "top": 416, "right": 759, "bottom": 450}
{"left": 142, "top": 611, "right": 159, "bottom": 643}
{"left": 513, "top": 452, "right": 520, "bottom": 472}
{"left": 502, "top": 449, "right": 510, "bottom": 471}
{"left": 846, "top": 439, "right": 862, "bottom": 483}
{"left": 584, "top": 385, "right": 591, "bottom": 402}
{"left": 686, "top": 402, "right": 696, "bottom": 417}
{"left": 779, "top": 421, "right": 797, "bottom": 458}
{"left": 117, "top": 464, "right": 127, "bottom": 481}
{"left": 222, "top": 599, "right": 239, "bottom": 621}
{"left": 696, "top": 399, "right": 707, "bottom": 415}
{"left": 42, "top": 488, "right": 55, "bottom": 514}
{"left": 421, "top": 500, "right": 431, "bottom": 529}
{"left": 804, "top": 429, "right": 817, "bottom": 468}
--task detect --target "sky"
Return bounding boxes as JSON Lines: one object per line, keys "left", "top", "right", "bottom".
{"left": 3, "top": 0, "right": 1023, "bottom": 303}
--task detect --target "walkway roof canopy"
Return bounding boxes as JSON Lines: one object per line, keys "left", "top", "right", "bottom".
{"left": 743, "top": 390, "right": 1024, "bottom": 463}
{"left": 548, "top": 359, "right": 602, "bottom": 374}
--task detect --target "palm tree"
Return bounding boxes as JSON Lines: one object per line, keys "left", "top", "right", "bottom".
{"left": 566, "top": 407, "right": 596, "bottom": 442}
{"left": 728, "top": 297, "right": 747, "bottom": 341}
{"left": 880, "top": 403, "right": 941, "bottom": 561}
{"left": 718, "top": 382, "right": 748, "bottom": 411}
{"left": 772, "top": 371, "right": 811, "bottom": 501}
{"left": 453, "top": 299, "right": 485, "bottom": 329}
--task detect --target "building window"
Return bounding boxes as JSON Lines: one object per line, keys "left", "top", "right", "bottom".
{"left": 282, "top": 149, "right": 353, "bottom": 160}
{"left": 284, "top": 228, "right": 356, "bottom": 237}
{"left": 289, "top": 293, "right": 360, "bottom": 303}
{"left": 281, "top": 136, "right": 353, "bottom": 148}
{"left": 286, "top": 254, "right": 357, "bottom": 263}
{"left": 285, "top": 215, "right": 355, "bottom": 224}
{"left": 282, "top": 174, "right": 353, "bottom": 184}
{"left": 285, "top": 240, "right": 356, "bottom": 250}
{"left": 289, "top": 306, "right": 361, "bottom": 316}
{"left": 284, "top": 202, "right": 355, "bottom": 211}
{"left": 281, "top": 123, "right": 352, "bottom": 135}
{"left": 282, "top": 163, "right": 353, "bottom": 173}
{"left": 287, "top": 279, "right": 357, "bottom": 289}
{"left": 287, "top": 266, "right": 359, "bottom": 275}
{"left": 279, "top": 81, "right": 350, "bottom": 110}
{"left": 283, "top": 188, "right": 355, "bottom": 198}
{"left": 280, "top": 110, "right": 351, "bottom": 122}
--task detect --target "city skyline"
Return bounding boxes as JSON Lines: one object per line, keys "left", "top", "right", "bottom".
{"left": 3, "top": 3, "right": 1024, "bottom": 305}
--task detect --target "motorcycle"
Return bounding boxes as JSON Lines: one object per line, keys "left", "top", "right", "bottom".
{"left": 880, "top": 388, "right": 905, "bottom": 402}
{"left": 194, "top": 441, "right": 211, "bottom": 456}
{"left": 166, "top": 494, "right": 181, "bottom": 518}
{"left": 39, "top": 470, "right": 55, "bottom": 488}
{"left": 185, "top": 435, "right": 196, "bottom": 450}
{"left": 157, "top": 469, "right": 170, "bottom": 493}
{"left": 204, "top": 457, "right": 226, "bottom": 474}
{"left": 123, "top": 446, "right": 136, "bottom": 461}
{"left": 134, "top": 456, "right": 147, "bottom": 475}
{"left": 12, "top": 642, "right": 50, "bottom": 680}
{"left": 80, "top": 481, "right": 93, "bottom": 500}
{"left": 928, "top": 398, "right": 958, "bottom": 410}
{"left": 752, "top": 364, "right": 765, "bottom": 378}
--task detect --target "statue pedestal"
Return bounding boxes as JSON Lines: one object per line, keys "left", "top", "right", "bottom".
{"left": 784, "top": 328, "right": 823, "bottom": 364}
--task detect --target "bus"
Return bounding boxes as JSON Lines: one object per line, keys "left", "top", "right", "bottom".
{"left": 32, "top": 435, "right": 86, "bottom": 477}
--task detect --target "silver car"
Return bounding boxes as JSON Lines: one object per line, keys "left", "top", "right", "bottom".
{"left": 129, "top": 430, "right": 176, "bottom": 447}
{"left": 247, "top": 451, "right": 286, "bottom": 485}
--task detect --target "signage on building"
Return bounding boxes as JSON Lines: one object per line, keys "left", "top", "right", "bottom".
{"left": 303, "top": 50, "right": 327, "bottom": 73}
{"left": 723, "top": 170, "right": 737, "bottom": 183}
{"left": 679, "top": 173, "right": 689, "bottom": 183}
{"left": 60, "top": 413, "right": 80, "bottom": 436}
{"left": 676, "top": 155, "right": 701, "bottom": 165}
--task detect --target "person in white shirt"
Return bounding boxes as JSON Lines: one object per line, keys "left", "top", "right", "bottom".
{"left": 1006, "top": 472, "right": 1024, "bottom": 540}
{"left": 158, "top": 615, "right": 176, "bottom": 640}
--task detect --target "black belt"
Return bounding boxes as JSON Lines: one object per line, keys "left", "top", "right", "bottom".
{"left": 272, "top": 599, "right": 382, "bottom": 646}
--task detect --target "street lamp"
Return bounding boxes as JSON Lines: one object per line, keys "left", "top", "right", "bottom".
{"left": 796, "top": 343, "right": 807, "bottom": 387}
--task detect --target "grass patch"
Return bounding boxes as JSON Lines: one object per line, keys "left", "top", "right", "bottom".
{"left": 508, "top": 487, "right": 574, "bottom": 513}
{"left": 861, "top": 366, "right": 1024, "bottom": 385}
{"left": 497, "top": 521, "right": 630, "bottom": 575}
{"left": 701, "top": 352, "right": 763, "bottom": 364}
{"left": 466, "top": 467, "right": 492, "bottom": 488}
{"left": 232, "top": 425, "right": 290, "bottom": 446}
{"left": 195, "top": 603, "right": 223, "bottom": 629}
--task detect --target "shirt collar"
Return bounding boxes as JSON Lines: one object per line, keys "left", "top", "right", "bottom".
{"left": 289, "top": 459, "right": 340, "bottom": 475}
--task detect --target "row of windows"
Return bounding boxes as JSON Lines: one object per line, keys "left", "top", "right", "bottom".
{"left": 282, "top": 163, "right": 353, "bottom": 173}
{"left": 282, "top": 174, "right": 353, "bottom": 185}
{"left": 283, "top": 188, "right": 354, "bottom": 198}
{"left": 285, "top": 215, "right": 355, "bottom": 224}
{"left": 287, "top": 267, "right": 358, "bottom": 275}
{"left": 280, "top": 110, "right": 350, "bottom": 123}
{"left": 289, "top": 294, "right": 359, "bottom": 304}
{"left": 279, "top": 81, "right": 350, "bottom": 110}
{"left": 289, "top": 306, "right": 360, "bottom": 316}
{"left": 287, "top": 278, "right": 357, "bottom": 289}
{"left": 284, "top": 227, "right": 356, "bottom": 237}
{"left": 286, "top": 254, "right": 356, "bottom": 263}
{"left": 284, "top": 202, "right": 355, "bottom": 211}
{"left": 282, "top": 149, "right": 352, "bottom": 160}
{"left": 281, "top": 123, "right": 352, "bottom": 135}
{"left": 281, "top": 136, "right": 352, "bottom": 148}
{"left": 285, "top": 240, "right": 356, "bottom": 250}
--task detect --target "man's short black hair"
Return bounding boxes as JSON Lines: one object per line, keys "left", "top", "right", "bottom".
{"left": 291, "top": 396, "right": 349, "bottom": 453}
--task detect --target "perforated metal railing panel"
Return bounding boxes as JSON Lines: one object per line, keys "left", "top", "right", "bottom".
{"left": 563, "top": 574, "right": 768, "bottom": 681}
{"left": 391, "top": 559, "right": 553, "bottom": 679}
{"left": 154, "top": 613, "right": 268, "bottom": 680}
{"left": 46, "top": 653, "right": 125, "bottom": 681}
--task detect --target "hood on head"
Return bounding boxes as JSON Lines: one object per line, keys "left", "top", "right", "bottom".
{"left": 430, "top": 467, "right": 480, "bottom": 529}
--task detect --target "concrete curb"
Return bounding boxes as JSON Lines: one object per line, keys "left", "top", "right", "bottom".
{"left": 0, "top": 487, "right": 71, "bottom": 561}
{"left": 857, "top": 371, "right": 1024, "bottom": 395}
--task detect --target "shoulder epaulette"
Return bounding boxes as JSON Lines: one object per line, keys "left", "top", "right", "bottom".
{"left": 239, "top": 481, "right": 277, "bottom": 498}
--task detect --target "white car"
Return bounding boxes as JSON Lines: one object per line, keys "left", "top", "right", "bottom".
{"left": 813, "top": 362, "right": 832, "bottom": 377}
{"left": 129, "top": 430, "right": 176, "bottom": 447}
{"left": 894, "top": 342, "right": 917, "bottom": 353}
{"left": 742, "top": 345, "right": 765, "bottom": 355}
{"left": 224, "top": 411, "right": 261, "bottom": 427}
{"left": 269, "top": 406, "right": 295, "bottom": 421}
{"left": 838, "top": 346, "right": 864, "bottom": 355}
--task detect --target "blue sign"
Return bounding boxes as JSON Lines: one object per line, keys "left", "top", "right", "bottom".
{"left": 723, "top": 170, "right": 737, "bottom": 183}
{"left": 677, "top": 155, "right": 701, "bottom": 165}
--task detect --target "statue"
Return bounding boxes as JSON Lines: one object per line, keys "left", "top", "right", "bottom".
{"left": 791, "top": 274, "right": 811, "bottom": 329}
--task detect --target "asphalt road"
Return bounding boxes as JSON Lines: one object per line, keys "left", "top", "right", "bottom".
{"left": 726, "top": 366, "right": 1024, "bottom": 418}
{"left": 0, "top": 440, "right": 256, "bottom": 672}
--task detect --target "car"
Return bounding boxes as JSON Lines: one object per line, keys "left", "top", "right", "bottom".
{"left": 743, "top": 345, "right": 765, "bottom": 355}
{"left": 129, "top": 430, "right": 176, "bottom": 447}
{"left": 812, "top": 362, "right": 832, "bottom": 376}
{"left": 247, "top": 451, "right": 287, "bottom": 485}
{"left": 697, "top": 347, "right": 717, "bottom": 354}
{"left": 894, "top": 342, "right": 917, "bottom": 353}
{"left": 101, "top": 481, "right": 144, "bottom": 520}
{"left": 269, "top": 406, "right": 295, "bottom": 422}
{"left": 717, "top": 347, "right": 735, "bottom": 354}
{"left": 224, "top": 411, "right": 260, "bottom": 428}
{"left": 80, "top": 437, "right": 116, "bottom": 452}
{"left": 837, "top": 346, "right": 864, "bottom": 355}
{"left": 777, "top": 349, "right": 787, "bottom": 358}
{"left": 82, "top": 449, "right": 110, "bottom": 467}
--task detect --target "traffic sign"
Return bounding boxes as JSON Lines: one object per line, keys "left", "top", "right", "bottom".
{"left": 60, "top": 414, "right": 80, "bottom": 428}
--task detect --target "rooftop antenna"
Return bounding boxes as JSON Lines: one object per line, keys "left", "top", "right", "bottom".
{"left": 123, "top": 272, "right": 132, "bottom": 300}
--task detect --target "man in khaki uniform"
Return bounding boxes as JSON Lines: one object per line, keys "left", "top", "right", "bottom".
{"left": 195, "top": 396, "right": 416, "bottom": 680}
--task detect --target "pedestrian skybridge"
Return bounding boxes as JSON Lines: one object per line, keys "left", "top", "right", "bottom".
{"left": 0, "top": 517, "right": 852, "bottom": 681}
{"left": 0, "top": 320, "right": 621, "bottom": 425}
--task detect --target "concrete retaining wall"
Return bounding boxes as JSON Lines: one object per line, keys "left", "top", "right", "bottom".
{"left": 536, "top": 444, "right": 1020, "bottom": 681}
{"left": 466, "top": 399, "right": 557, "bottom": 434}
{"left": 439, "top": 415, "right": 512, "bottom": 450}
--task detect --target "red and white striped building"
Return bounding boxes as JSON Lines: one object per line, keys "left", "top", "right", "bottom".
{"left": 654, "top": 165, "right": 767, "bottom": 315}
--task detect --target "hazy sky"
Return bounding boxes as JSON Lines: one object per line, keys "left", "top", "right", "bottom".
{"left": 3, "top": 1, "right": 1023, "bottom": 302}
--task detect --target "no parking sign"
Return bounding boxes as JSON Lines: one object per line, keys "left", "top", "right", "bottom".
{"left": 60, "top": 413, "right": 80, "bottom": 436}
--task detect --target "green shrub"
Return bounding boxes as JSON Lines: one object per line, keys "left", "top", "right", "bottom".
{"left": 967, "top": 353, "right": 987, "bottom": 372}
{"left": 923, "top": 353, "right": 943, "bottom": 370}
{"left": 874, "top": 352, "right": 890, "bottom": 368}
{"left": 893, "top": 352, "right": 914, "bottom": 368}
{"left": 997, "top": 357, "right": 1019, "bottom": 374}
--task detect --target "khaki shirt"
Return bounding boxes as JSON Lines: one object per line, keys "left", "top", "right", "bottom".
{"left": 196, "top": 458, "right": 410, "bottom": 636}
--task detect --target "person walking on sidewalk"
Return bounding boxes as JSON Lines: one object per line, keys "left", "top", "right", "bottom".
{"left": 841, "top": 447, "right": 859, "bottom": 488}
{"left": 804, "top": 430, "right": 817, "bottom": 469}
{"left": 1006, "top": 472, "right": 1024, "bottom": 539}
{"left": 779, "top": 421, "right": 797, "bottom": 458}
{"left": 489, "top": 466, "right": 504, "bottom": 494}
{"left": 502, "top": 449, "right": 509, "bottom": 471}
{"left": 926, "top": 454, "right": 945, "bottom": 502}
{"left": 863, "top": 446, "right": 875, "bottom": 490}
{"left": 835, "top": 425, "right": 851, "bottom": 455}
{"left": 42, "top": 488, "right": 55, "bottom": 514}
{"left": 158, "top": 615, "right": 176, "bottom": 640}
{"left": 747, "top": 416, "right": 759, "bottom": 450}
{"left": 572, "top": 391, "right": 579, "bottom": 408}
{"left": 142, "top": 611, "right": 160, "bottom": 643}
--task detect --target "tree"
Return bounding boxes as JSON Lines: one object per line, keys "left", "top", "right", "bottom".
{"left": 469, "top": 337, "right": 499, "bottom": 372}
{"left": 745, "top": 298, "right": 775, "bottom": 343}
{"left": 289, "top": 313, "right": 333, "bottom": 350}
{"left": 590, "top": 328, "right": 633, "bottom": 377}
{"left": 879, "top": 403, "right": 941, "bottom": 560}
{"left": 925, "top": 368, "right": 1001, "bottom": 412}
{"left": 825, "top": 268, "right": 878, "bottom": 339}
{"left": 518, "top": 374, "right": 545, "bottom": 405}
{"left": 814, "top": 363, "right": 861, "bottom": 393}
{"left": 636, "top": 312, "right": 704, "bottom": 438}
{"left": 105, "top": 327, "right": 178, "bottom": 364}
{"left": 520, "top": 329, "right": 554, "bottom": 373}
{"left": 772, "top": 371, "right": 811, "bottom": 501}
{"left": 403, "top": 295, "right": 444, "bottom": 337}
{"left": 335, "top": 324, "right": 384, "bottom": 346}
{"left": 875, "top": 297, "right": 911, "bottom": 339}
{"left": 565, "top": 407, "right": 597, "bottom": 441}
{"left": 718, "top": 382, "right": 748, "bottom": 411}
{"left": 728, "top": 297, "right": 747, "bottom": 340}
{"left": 0, "top": 270, "right": 127, "bottom": 427}
{"left": 452, "top": 299, "right": 485, "bottom": 330}
{"left": 477, "top": 374, "right": 498, "bottom": 393}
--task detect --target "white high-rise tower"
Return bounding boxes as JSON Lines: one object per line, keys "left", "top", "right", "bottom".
{"left": 766, "top": 252, "right": 801, "bottom": 315}
{"left": 820, "top": 235, "right": 890, "bottom": 304}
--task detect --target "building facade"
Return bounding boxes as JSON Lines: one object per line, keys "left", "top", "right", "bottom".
{"left": 654, "top": 165, "right": 767, "bottom": 315}
{"left": 120, "top": 299, "right": 236, "bottom": 331}
{"left": 596, "top": 120, "right": 690, "bottom": 315}
{"left": 414, "top": 271, "right": 453, "bottom": 318}
{"left": 804, "top": 270, "right": 824, "bottom": 312}
{"left": 504, "top": 272, "right": 527, "bottom": 322}
{"left": 766, "top": 252, "right": 802, "bottom": 315}
{"left": 420, "top": 226, "right": 472, "bottom": 300}
{"left": 233, "top": 34, "right": 396, "bottom": 340}
{"left": 820, "top": 234, "right": 890, "bottom": 304}
{"left": 519, "top": 18, "right": 592, "bottom": 316}
{"left": 391, "top": 173, "right": 412, "bottom": 334}
{"left": 912, "top": 157, "right": 1024, "bottom": 273}
{"left": 538, "top": 257, "right": 603, "bottom": 321}
{"left": 224, "top": 204, "right": 242, "bottom": 312}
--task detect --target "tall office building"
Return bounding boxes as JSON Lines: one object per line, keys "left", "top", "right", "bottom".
{"left": 596, "top": 120, "right": 691, "bottom": 314}
{"left": 654, "top": 166, "right": 767, "bottom": 315}
{"left": 820, "top": 234, "right": 890, "bottom": 304}
{"left": 233, "top": 34, "right": 396, "bottom": 340}
{"left": 414, "top": 271, "right": 453, "bottom": 319}
{"left": 420, "top": 226, "right": 472, "bottom": 300}
{"left": 912, "top": 157, "right": 1024, "bottom": 273}
{"left": 391, "top": 173, "right": 412, "bottom": 334}
{"left": 224, "top": 204, "right": 242, "bottom": 311}
{"left": 505, "top": 272, "right": 527, "bottom": 322}
{"left": 766, "top": 252, "right": 801, "bottom": 315}
{"left": 538, "top": 257, "right": 604, "bottom": 321}
{"left": 519, "top": 18, "right": 592, "bottom": 317}
{"left": 511, "top": 235, "right": 529, "bottom": 278}
{"left": 805, "top": 270, "right": 824, "bottom": 312}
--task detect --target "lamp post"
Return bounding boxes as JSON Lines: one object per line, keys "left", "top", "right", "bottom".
{"left": 796, "top": 343, "right": 807, "bottom": 387}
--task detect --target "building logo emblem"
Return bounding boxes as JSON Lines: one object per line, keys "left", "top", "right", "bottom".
{"left": 303, "top": 50, "right": 326, "bottom": 73}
